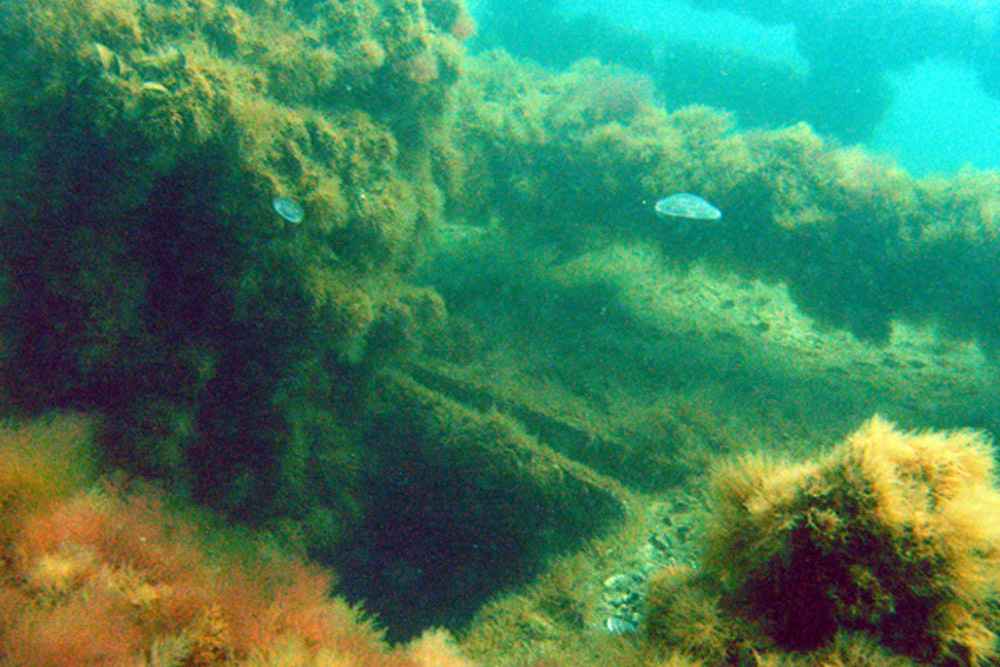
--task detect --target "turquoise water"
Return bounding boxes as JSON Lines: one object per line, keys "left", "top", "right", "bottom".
{"left": 476, "top": 0, "right": 1000, "bottom": 175}
{"left": 872, "top": 59, "right": 1000, "bottom": 175}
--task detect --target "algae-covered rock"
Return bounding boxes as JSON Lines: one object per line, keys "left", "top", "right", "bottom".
{"left": 0, "top": 0, "right": 469, "bottom": 536}
{"left": 646, "top": 416, "right": 1000, "bottom": 666}
{"left": 0, "top": 411, "right": 481, "bottom": 667}
{"left": 438, "top": 51, "right": 1000, "bottom": 353}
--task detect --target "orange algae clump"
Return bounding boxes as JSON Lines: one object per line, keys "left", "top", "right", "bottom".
{"left": 693, "top": 416, "right": 1000, "bottom": 664}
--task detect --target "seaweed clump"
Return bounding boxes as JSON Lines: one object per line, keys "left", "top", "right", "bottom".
{"left": 0, "top": 411, "right": 477, "bottom": 666}
{"left": 646, "top": 416, "right": 1000, "bottom": 666}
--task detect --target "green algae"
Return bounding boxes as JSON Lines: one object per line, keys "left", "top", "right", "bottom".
{"left": 437, "top": 51, "right": 1000, "bottom": 352}
{"left": 409, "top": 50, "right": 1000, "bottom": 665}
{"left": 0, "top": 0, "right": 471, "bottom": 552}
{"left": 9, "top": 0, "right": 1000, "bottom": 661}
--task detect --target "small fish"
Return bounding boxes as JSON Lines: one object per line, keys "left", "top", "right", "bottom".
{"left": 272, "top": 196, "right": 305, "bottom": 224}
{"left": 654, "top": 193, "right": 721, "bottom": 221}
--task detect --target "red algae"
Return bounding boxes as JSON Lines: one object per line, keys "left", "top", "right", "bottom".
{"left": 0, "top": 414, "right": 477, "bottom": 667}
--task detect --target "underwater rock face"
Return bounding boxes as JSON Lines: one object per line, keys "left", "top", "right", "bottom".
{"left": 654, "top": 192, "right": 722, "bottom": 220}
{"left": 336, "top": 371, "right": 627, "bottom": 641}
{"left": 0, "top": 0, "right": 472, "bottom": 561}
